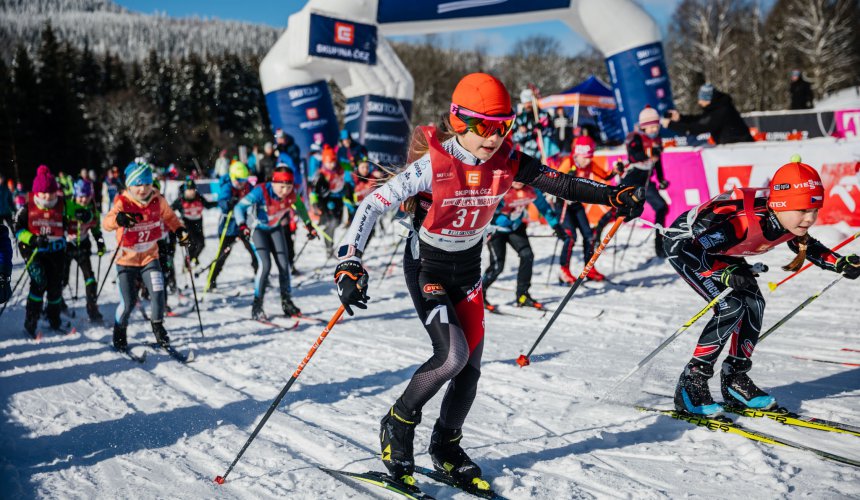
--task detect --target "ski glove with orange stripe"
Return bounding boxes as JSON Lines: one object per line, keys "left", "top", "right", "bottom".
{"left": 335, "top": 260, "right": 370, "bottom": 315}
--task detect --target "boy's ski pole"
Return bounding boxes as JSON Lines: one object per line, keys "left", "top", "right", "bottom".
{"left": 759, "top": 275, "right": 843, "bottom": 343}
{"left": 214, "top": 305, "right": 347, "bottom": 484}
{"left": 768, "top": 231, "right": 859, "bottom": 291}
{"left": 599, "top": 287, "right": 734, "bottom": 400}
{"left": 0, "top": 249, "right": 38, "bottom": 319}
{"left": 183, "top": 247, "right": 205, "bottom": 337}
{"left": 517, "top": 216, "right": 626, "bottom": 367}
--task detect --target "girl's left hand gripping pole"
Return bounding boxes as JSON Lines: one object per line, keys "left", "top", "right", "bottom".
{"left": 214, "top": 305, "right": 346, "bottom": 485}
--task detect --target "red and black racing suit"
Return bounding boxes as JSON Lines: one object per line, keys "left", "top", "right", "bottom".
{"left": 663, "top": 193, "right": 839, "bottom": 377}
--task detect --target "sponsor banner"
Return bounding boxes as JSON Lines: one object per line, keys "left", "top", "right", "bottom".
{"left": 344, "top": 94, "right": 412, "bottom": 167}
{"left": 743, "top": 110, "right": 835, "bottom": 140}
{"left": 376, "top": 0, "right": 571, "bottom": 23}
{"left": 265, "top": 80, "right": 339, "bottom": 157}
{"left": 700, "top": 139, "right": 860, "bottom": 226}
{"left": 834, "top": 109, "right": 860, "bottom": 139}
{"left": 309, "top": 13, "right": 377, "bottom": 65}
{"left": 604, "top": 42, "right": 674, "bottom": 135}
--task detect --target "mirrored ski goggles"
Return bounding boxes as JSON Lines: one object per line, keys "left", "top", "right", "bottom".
{"left": 450, "top": 103, "right": 515, "bottom": 138}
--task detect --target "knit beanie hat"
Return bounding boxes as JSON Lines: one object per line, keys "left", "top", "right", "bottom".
{"left": 32, "top": 165, "right": 59, "bottom": 194}
{"left": 449, "top": 73, "right": 513, "bottom": 134}
{"left": 73, "top": 178, "right": 93, "bottom": 198}
{"left": 572, "top": 135, "right": 596, "bottom": 158}
{"left": 768, "top": 161, "right": 824, "bottom": 212}
{"left": 124, "top": 161, "right": 153, "bottom": 186}
{"left": 638, "top": 106, "right": 660, "bottom": 127}
{"left": 698, "top": 83, "right": 715, "bottom": 102}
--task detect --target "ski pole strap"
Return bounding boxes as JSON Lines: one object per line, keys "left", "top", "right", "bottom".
{"left": 759, "top": 276, "right": 843, "bottom": 343}
{"left": 769, "top": 230, "right": 860, "bottom": 291}
{"left": 601, "top": 286, "right": 734, "bottom": 400}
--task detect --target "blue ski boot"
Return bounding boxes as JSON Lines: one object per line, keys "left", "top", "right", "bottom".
{"left": 721, "top": 357, "right": 777, "bottom": 410}
{"left": 674, "top": 362, "right": 724, "bottom": 417}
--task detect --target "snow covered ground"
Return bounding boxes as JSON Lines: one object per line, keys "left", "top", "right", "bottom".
{"left": 1, "top": 210, "right": 858, "bottom": 499}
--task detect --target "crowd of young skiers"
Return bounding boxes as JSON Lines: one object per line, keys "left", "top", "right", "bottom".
{"left": 3, "top": 73, "right": 859, "bottom": 497}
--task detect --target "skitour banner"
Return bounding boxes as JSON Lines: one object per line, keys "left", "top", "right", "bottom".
{"left": 605, "top": 42, "right": 674, "bottom": 135}
{"left": 264, "top": 80, "right": 339, "bottom": 152}
{"left": 309, "top": 13, "right": 377, "bottom": 65}
{"left": 344, "top": 95, "right": 413, "bottom": 167}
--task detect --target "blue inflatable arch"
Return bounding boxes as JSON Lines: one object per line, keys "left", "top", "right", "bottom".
{"left": 260, "top": 0, "right": 674, "bottom": 166}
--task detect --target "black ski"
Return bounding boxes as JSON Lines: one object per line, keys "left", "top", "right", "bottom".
{"left": 150, "top": 343, "right": 195, "bottom": 363}
{"left": 413, "top": 466, "right": 506, "bottom": 500}
{"left": 114, "top": 344, "right": 147, "bottom": 363}
{"left": 319, "top": 467, "right": 436, "bottom": 499}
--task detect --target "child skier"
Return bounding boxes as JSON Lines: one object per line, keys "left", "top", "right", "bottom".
{"left": 333, "top": 73, "right": 643, "bottom": 492}
{"left": 171, "top": 177, "right": 216, "bottom": 266}
{"left": 63, "top": 178, "right": 107, "bottom": 322}
{"left": 666, "top": 161, "right": 860, "bottom": 416}
{"left": 554, "top": 135, "right": 612, "bottom": 283}
{"left": 313, "top": 146, "right": 347, "bottom": 256}
{"left": 102, "top": 161, "right": 190, "bottom": 352}
{"left": 14, "top": 165, "right": 70, "bottom": 336}
{"left": 482, "top": 182, "right": 561, "bottom": 310}
{"left": 234, "top": 165, "right": 317, "bottom": 320}
{"left": 209, "top": 161, "right": 258, "bottom": 290}
{"left": 351, "top": 156, "right": 384, "bottom": 246}
{"left": 0, "top": 223, "right": 10, "bottom": 304}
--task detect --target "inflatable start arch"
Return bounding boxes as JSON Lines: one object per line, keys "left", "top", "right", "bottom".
{"left": 260, "top": 0, "right": 674, "bottom": 166}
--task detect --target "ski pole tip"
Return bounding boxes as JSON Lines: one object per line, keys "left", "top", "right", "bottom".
{"left": 516, "top": 354, "right": 530, "bottom": 367}
{"left": 214, "top": 476, "right": 225, "bottom": 485}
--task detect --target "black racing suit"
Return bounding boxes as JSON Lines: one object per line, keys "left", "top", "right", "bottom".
{"left": 663, "top": 195, "right": 839, "bottom": 377}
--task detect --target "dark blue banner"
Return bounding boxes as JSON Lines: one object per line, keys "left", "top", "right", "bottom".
{"left": 344, "top": 95, "right": 413, "bottom": 167}
{"left": 264, "top": 80, "right": 339, "bottom": 157}
{"left": 605, "top": 42, "right": 674, "bottom": 135}
{"left": 309, "top": 13, "right": 377, "bottom": 65}
{"left": 377, "top": 0, "right": 571, "bottom": 23}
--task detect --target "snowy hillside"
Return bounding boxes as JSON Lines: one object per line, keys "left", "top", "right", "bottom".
{"left": 0, "top": 0, "right": 279, "bottom": 61}
{"left": 1, "top": 211, "right": 859, "bottom": 499}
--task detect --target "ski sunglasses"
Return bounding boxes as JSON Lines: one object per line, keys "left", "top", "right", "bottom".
{"left": 450, "top": 103, "right": 515, "bottom": 138}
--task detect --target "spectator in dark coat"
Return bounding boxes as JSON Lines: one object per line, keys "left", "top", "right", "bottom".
{"left": 789, "top": 70, "right": 814, "bottom": 110}
{"left": 664, "top": 83, "right": 754, "bottom": 145}
{"left": 257, "top": 142, "right": 278, "bottom": 182}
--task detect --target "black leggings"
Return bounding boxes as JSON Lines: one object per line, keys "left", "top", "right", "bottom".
{"left": 664, "top": 234, "right": 765, "bottom": 373}
{"left": 400, "top": 237, "right": 485, "bottom": 429}
{"left": 26, "top": 249, "right": 65, "bottom": 324}
{"left": 63, "top": 238, "right": 97, "bottom": 306}
{"left": 482, "top": 223, "right": 534, "bottom": 297}
{"left": 210, "top": 234, "right": 259, "bottom": 284}
{"left": 557, "top": 203, "right": 595, "bottom": 267}
{"left": 252, "top": 227, "right": 291, "bottom": 299}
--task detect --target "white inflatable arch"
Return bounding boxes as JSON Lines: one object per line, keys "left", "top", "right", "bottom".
{"left": 260, "top": 0, "right": 673, "bottom": 166}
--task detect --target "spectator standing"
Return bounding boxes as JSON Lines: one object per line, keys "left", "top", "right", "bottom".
{"left": 789, "top": 70, "right": 814, "bottom": 110}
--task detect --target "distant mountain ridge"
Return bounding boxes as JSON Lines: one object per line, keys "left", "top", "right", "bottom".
{"left": 0, "top": 0, "right": 281, "bottom": 61}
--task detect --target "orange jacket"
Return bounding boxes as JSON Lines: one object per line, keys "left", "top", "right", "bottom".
{"left": 102, "top": 192, "right": 182, "bottom": 267}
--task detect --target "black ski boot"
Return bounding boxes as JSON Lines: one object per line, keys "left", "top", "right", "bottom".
{"left": 516, "top": 292, "right": 543, "bottom": 309}
{"left": 674, "top": 361, "right": 724, "bottom": 417}
{"left": 45, "top": 299, "right": 63, "bottom": 330}
{"left": 428, "top": 420, "right": 490, "bottom": 492}
{"left": 655, "top": 232, "right": 667, "bottom": 259}
{"left": 251, "top": 296, "right": 267, "bottom": 320}
{"left": 379, "top": 399, "right": 421, "bottom": 485}
{"left": 281, "top": 293, "right": 301, "bottom": 317}
{"left": 24, "top": 306, "right": 40, "bottom": 338}
{"left": 87, "top": 302, "right": 103, "bottom": 322}
{"left": 151, "top": 320, "right": 171, "bottom": 348}
{"left": 113, "top": 324, "right": 128, "bottom": 352}
{"left": 721, "top": 357, "right": 777, "bottom": 410}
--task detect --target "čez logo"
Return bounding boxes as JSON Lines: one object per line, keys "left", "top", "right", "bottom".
{"left": 334, "top": 22, "right": 354, "bottom": 45}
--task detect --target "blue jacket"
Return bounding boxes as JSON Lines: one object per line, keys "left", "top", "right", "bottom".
{"left": 217, "top": 174, "right": 245, "bottom": 237}
{"left": 492, "top": 188, "right": 558, "bottom": 233}
{"left": 234, "top": 182, "right": 308, "bottom": 232}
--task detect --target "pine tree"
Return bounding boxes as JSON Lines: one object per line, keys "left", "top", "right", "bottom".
{"left": 11, "top": 44, "right": 40, "bottom": 184}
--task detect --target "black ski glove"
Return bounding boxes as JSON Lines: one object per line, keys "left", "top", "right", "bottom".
{"left": 75, "top": 207, "right": 93, "bottom": 223}
{"left": 305, "top": 223, "right": 319, "bottom": 240}
{"left": 334, "top": 260, "right": 369, "bottom": 316}
{"left": 96, "top": 235, "right": 106, "bottom": 256}
{"left": 611, "top": 186, "right": 645, "bottom": 220}
{"left": 32, "top": 234, "right": 49, "bottom": 249}
{"left": 116, "top": 212, "right": 141, "bottom": 228}
{"left": 238, "top": 224, "right": 251, "bottom": 241}
{"left": 658, "top": 179, "right": 670, "bottom": 190}
{"left": 175, "top": 227, "right": 191, "bottom": 247}
{"left": 719, "top": 263, "right": 760, "bottom": 290}
{"left": 552, "top": 224, "right": 568, "bottom": 240}
{"left": 836, "top": 254, "right": 860, "bottom": 280}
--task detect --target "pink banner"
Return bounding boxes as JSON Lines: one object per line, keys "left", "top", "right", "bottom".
{"left": 833, "top": 109, "right": 860, "bottom": 139}
{"left": 639, "top": 150, "right": 709, "bottom": 224}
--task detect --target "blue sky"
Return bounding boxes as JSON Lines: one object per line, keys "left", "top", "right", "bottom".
{"left": 114, "top": 0, "right": 681, "bottom": 55}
